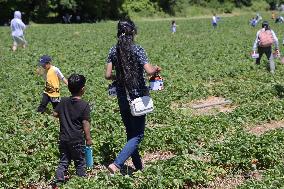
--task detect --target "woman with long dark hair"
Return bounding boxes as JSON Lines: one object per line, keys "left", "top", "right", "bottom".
{"left": 105, "top": 19, "right": 161, "bottom": 173}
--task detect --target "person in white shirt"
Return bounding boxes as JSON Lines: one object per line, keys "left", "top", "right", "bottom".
{"left": 10, "top": 11, "right": 27, "bottom": 51}
{"left": 171, "top": 20, "right": 177, "bottom": 33}
{"left": 252, "top": 21, "right": 279, "bottom": 74}
{"left": 212, "top": 14, "right": 217, "bottom": 28}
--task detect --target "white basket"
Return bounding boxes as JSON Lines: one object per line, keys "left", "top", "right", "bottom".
{"left": 108, "top": 85, "right": 117, "bottom": 97}
{"left": 251, "top": 53, "right": 259, "bottom": 59}
{"left": 149, "top": 80, "right": 164, "bottom": 91}
{"left": 273, "top": 53, "right": 280, "bottom": 58}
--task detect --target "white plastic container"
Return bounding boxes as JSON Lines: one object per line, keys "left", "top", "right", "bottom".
{"left": 108, "top": 83, "right": 117, "bottom": 96}
{"left": 251, "top": 53, "right": 259, "bottom": 59}
{"left": 149, "top": 75, "right": 164, "bottom": 91}
{"left": 273, "top": 52, "right": 280, "bottom": 58}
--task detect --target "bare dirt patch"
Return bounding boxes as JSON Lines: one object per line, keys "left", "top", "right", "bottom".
{"left": 140, "top": 13, "right": 236, "bottom": 22}
{"left": 247, "top": 120, "right": 284, "bottom": 136}
{"left": 24, "top": 151, "right": 177, "bottom": 187}
{"left": 194, "top": 171, "right": 262, "bottom": 189}
{"left": 87, "top": 164, "right": 108, "bottom": 177}
{"left": 87, "top": 151, "right": 176, "bottom": 176}
{"left": 125, "top": 151, "right": 176, "bottom": 168}
{"left": 143, "top": 151, "right": 176, "bottom": 163}
{"left": 194, "top": 175, "right": 245, "bottom": 189}
{"left": 22, "top": 182, "right": 51, "bottom": 189}
{"left": 171, "top": 96, "right": 236, "bottom": 116}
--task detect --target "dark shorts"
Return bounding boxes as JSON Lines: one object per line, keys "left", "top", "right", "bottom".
{"left": 37, "top": 93, "right": 60, "bottom": 113}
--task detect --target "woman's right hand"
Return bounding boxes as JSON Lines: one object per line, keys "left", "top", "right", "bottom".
{"left": 86, "top": 139, "right": 93, "bottom": 146}
{"left": 144, "top": 64, "right": 162, "bottom": 75}
{"left": 154, "top": 65, "right": 162, "bottom": 73}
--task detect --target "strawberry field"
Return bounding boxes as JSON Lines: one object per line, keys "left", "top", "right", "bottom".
{"left": 2, "top": 14, "right": 284, "bottom": 188}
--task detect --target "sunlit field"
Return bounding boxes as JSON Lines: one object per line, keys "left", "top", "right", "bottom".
{"left": 2, "top": 14, "right": 284, "bottom": 188}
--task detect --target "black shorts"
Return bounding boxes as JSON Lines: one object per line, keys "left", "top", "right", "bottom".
{"left": 37, "top": 93, "right": 60, "bottom": 113}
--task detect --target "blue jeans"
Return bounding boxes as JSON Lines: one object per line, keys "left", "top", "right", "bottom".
{"left": 114, "top": 96, "right": 146, "bottom": 170}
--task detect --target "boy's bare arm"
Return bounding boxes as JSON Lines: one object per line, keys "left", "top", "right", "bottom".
{"left": 83, "top": 120, "right": 92, "bottom": 146}
{"left": 63, "top": 78, "right": 68, "bottom": 85}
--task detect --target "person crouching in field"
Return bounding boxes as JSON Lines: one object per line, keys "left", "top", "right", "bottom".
{"left": 52, "top": 74, "right": 92, "bottom": 188}
{"left": 37, "top": 55, "right": 68, "bottom": 113}
{"left": 10, "top": 11, "right": 27, "bottom": 51}
{"left": 252, "top": 21, "right": 279, "bottom": 74}
{"left": 250, "top": 17, "right": 257, "bottom": 27}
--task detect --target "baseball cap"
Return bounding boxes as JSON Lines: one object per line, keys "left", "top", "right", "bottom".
{"left": 38, "top": 55, "right": 52, "bottom": 66}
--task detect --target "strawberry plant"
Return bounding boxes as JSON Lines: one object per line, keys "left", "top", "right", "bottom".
{"left": 2, "top": 13, "right": 284, "bottom": 188}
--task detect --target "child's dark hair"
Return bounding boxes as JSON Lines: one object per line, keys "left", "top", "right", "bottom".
{"left": 68, "top": 74, "right": 86, "bottom": 95}
{"left": 262, "top": 21, "right": 270, "bottom": 30}
{"left": 172, "top": 20, "right": 175, "bottom": 25}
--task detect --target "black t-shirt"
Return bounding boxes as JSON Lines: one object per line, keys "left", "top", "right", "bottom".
{"left": 54, "top": 97, "right": 91, "bottom": 143}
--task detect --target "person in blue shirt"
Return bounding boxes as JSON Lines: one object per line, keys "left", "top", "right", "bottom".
{"left": 250, "top": 17, "right": 257, "bottom": 27}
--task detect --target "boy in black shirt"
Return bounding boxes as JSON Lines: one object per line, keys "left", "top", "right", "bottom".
{"left": 52, "top": 74, "right": 92, "bottom": 186}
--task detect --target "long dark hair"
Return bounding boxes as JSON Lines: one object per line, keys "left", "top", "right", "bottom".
{"left": 116, "top": 19, "right": 144, "bottom": 92}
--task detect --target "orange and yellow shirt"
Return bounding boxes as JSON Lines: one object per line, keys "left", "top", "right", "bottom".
{"left": 43, "top": 65, "right": 65, "bottom": 97}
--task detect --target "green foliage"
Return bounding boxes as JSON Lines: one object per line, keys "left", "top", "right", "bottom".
{"left": 218, "top": 2, "right": 235, "bottom": 13}
{"left": 0, "top": 0, "right": 275, "bottom": 24}
{"left": 251, "top": 0, "right": 270, "bottom": 12}
{"left": 265, "top": 0, "right": 284, "bottom": 9}
{"left": 210, "top": 130, "right": 284, "bottom": 171}
{"left": 59, "top": 0, "right": 77, "bottom": 10}
{"left": 2, "top": 13, "right": 284, "bottom": 188}
{"left": 239, "top": 165, "right": 284, "bottom": 188}
{"left": 121, "top": 0, "right": 159, "bottom": 17}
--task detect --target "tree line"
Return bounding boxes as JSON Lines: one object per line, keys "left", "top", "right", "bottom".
{"left": 0, "top": 0, "right": 283, "bottom": 24}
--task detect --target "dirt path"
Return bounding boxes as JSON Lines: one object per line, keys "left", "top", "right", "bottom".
{"left": 247, "top": 120, "right": 284, "bottom": 136}
{"left": 138, "top": 12, "right": 252, "bottom": 22}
